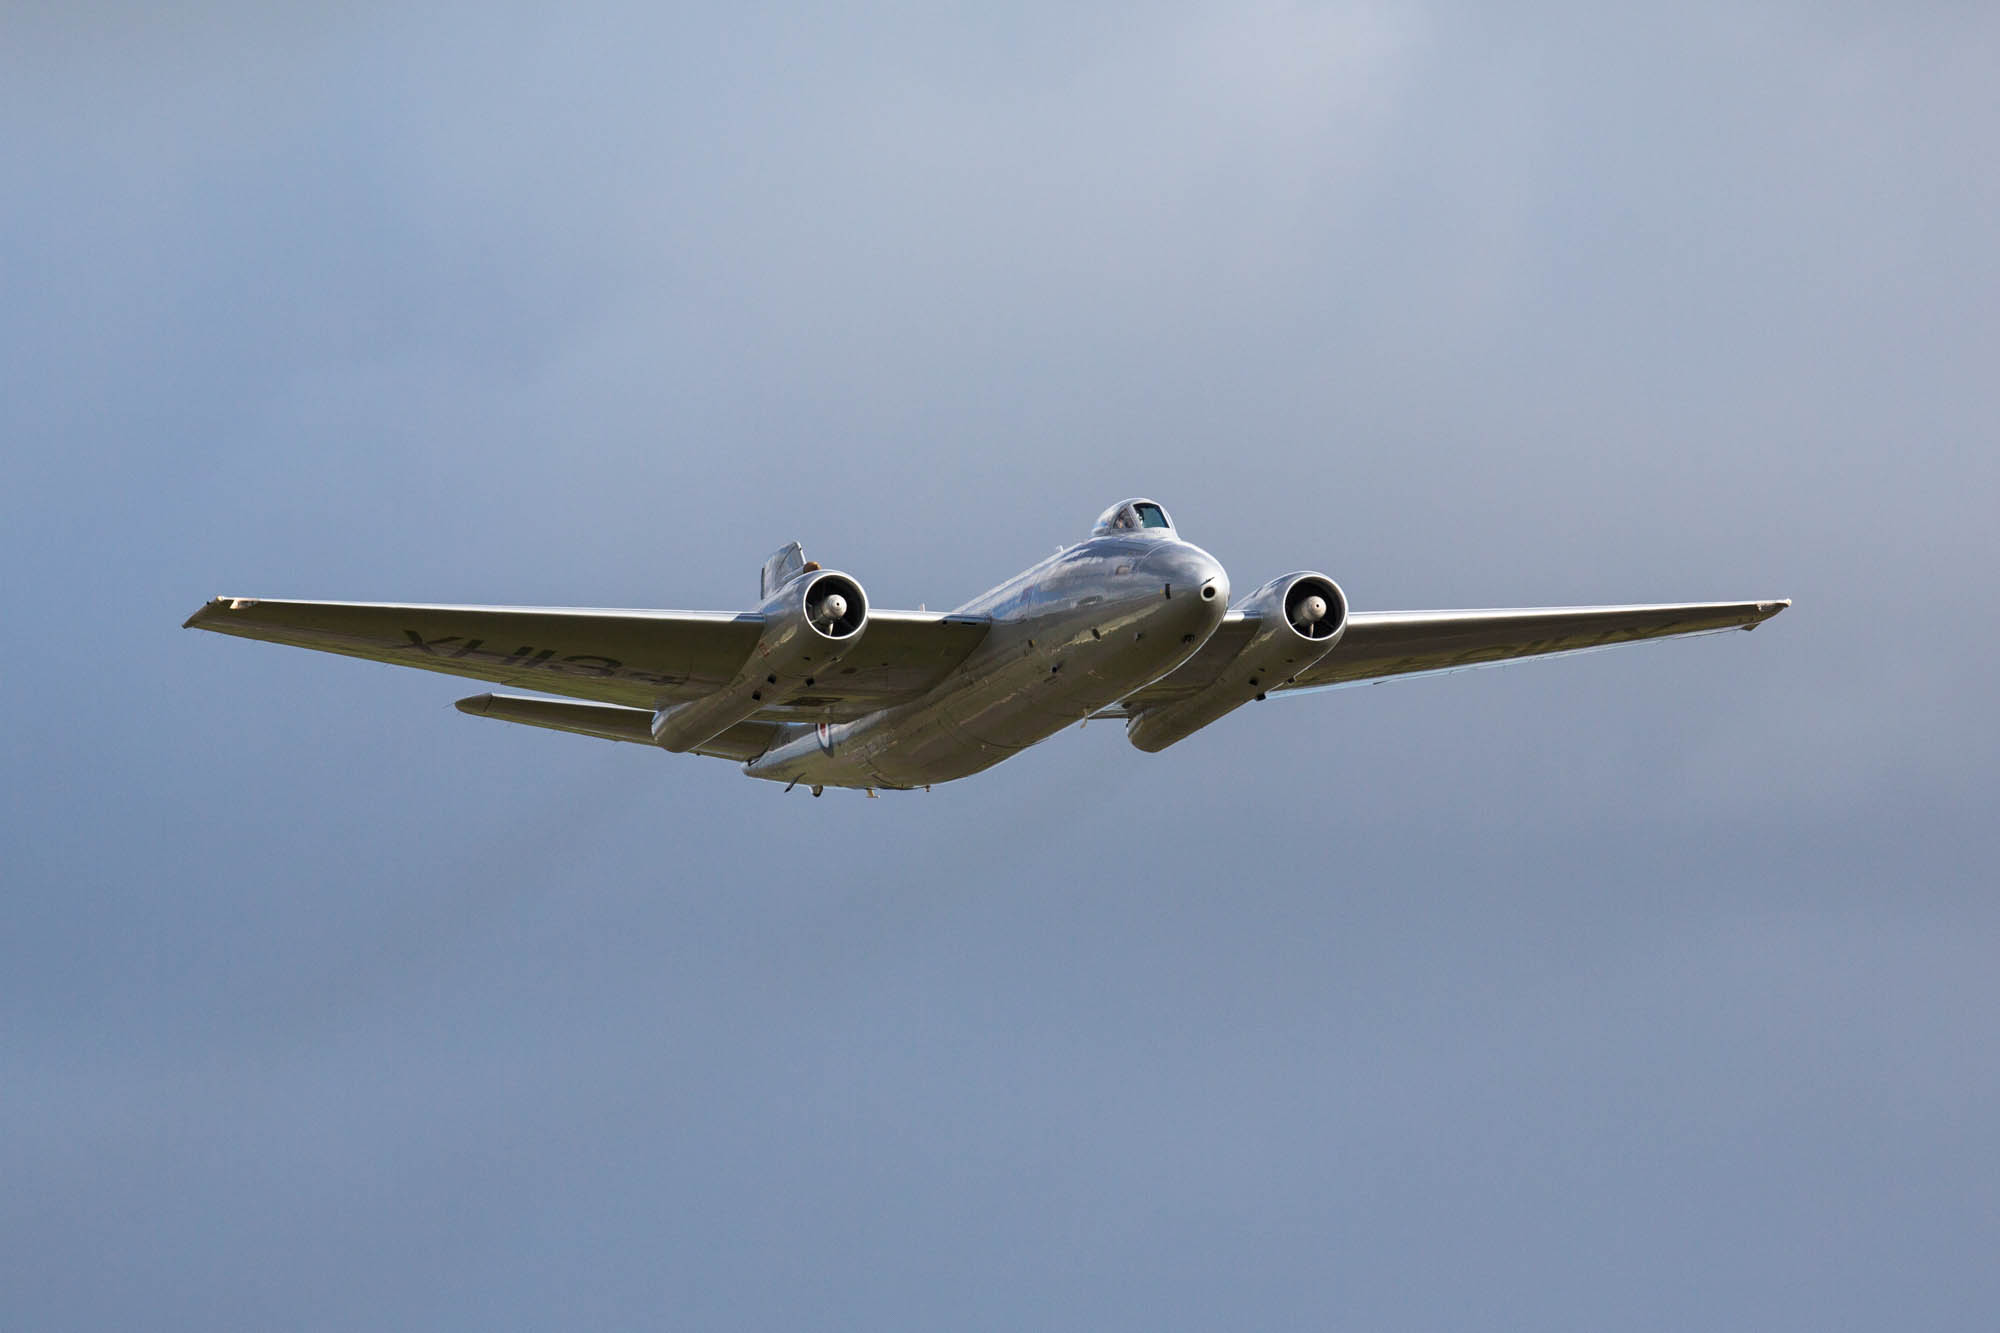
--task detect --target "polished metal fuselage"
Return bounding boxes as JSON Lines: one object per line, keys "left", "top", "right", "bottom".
{"left": 743, "top": 532, "right": 1230, "bottom": 790}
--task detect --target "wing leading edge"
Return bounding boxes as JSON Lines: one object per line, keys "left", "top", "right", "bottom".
{"left": 183, "top": 597, "right": 990, "bottom": 719}
{"left": 1115, "top": 599, "right": 1789, "bottom": 712}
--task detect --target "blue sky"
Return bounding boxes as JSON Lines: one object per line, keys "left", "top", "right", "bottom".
{"left": 5, "top": 3, "right": 1996, "bottom": 1328}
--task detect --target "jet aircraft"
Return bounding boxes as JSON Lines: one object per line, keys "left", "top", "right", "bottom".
{"left": 184, "top": 498, "right": 1788, "bottom": 795}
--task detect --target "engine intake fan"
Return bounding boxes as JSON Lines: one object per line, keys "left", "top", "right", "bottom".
{"left": 1284, "top": 574, "right": 1346, "bottom": 641}
{"left": 805, "top": 572, "right": 866, "bottom": 639}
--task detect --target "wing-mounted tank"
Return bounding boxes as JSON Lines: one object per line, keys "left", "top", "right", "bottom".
{"left": 651, "top": 556, "right": 869, "bottom": 752}
{"left": 1125, "top": 572, "right": 1347, "bottom": 753}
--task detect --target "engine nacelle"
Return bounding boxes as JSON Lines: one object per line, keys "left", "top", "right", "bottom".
{"left": 1126, "top": 571, "right": 1347, "bottom": 753}
{"left": 651, "top": 569, "right": 868, "bottom": 752}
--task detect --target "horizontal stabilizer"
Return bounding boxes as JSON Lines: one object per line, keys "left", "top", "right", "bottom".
{"left": 455, "top": 693, "right": 783, "bottom": 762}
{"left": 456, "top": 693, "right": 655, "bottom": 743}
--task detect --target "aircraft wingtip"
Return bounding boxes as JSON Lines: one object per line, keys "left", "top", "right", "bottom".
{"left": 455, "top": 694, "right": 496, "bottom": 716}
{"left": 184, "top": 596, "right": 260, "bottom": 630}
{"left": 1741, "top": 599, "right": 1791, "bottom": 630}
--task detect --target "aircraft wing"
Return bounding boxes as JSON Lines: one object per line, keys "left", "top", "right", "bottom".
{"left": 183, "top": 597, "right": 991, "bottom": 718}
{"left": 1116, "top": 599, "right": 1790, "bottom": 710}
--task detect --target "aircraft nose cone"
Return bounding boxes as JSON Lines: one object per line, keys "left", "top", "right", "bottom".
{"left": 1144, "top": 543, "right": 1230, "bottom": 611}
{"left": 1196, "top": 558, "right": 1228, "bottom": 609}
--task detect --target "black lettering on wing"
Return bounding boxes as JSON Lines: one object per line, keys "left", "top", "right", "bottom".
{"left": 400, "top": 631, "right": 463, "bottom": 655}
{"left": 554, "top": 654, "right": 622, "bottom": 678}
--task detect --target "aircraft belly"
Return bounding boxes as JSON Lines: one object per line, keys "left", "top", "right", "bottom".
{"left": 741, "top": 552, "right": 1230, "bottom": 790}
{"left": 843, "top": 607, "right": 1201, "bottom": 787}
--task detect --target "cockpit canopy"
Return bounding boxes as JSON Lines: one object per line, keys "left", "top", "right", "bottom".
{"left": 1091, "top": 498, "right": 1176, "bottom": 538}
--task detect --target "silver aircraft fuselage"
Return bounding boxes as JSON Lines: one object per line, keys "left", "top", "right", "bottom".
{"left": 744, "top": 531, "right": 1229, "bottom": 790}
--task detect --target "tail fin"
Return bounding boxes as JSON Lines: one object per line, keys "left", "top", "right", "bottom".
{"left": 760, "top": 542, "right": 806, "bottom": 599}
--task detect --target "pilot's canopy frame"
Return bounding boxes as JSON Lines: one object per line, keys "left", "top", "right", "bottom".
{"left": 1091, "top": 499, "right": 1176, "bottom": 538}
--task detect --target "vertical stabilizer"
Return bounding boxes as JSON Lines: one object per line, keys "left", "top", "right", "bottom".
{"left": 760, "top": 542, "right": 806, "bottom": 599}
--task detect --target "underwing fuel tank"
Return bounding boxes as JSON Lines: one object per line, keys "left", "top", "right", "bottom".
{"left": 651, "top": 569, "right": 867, "bottom": 752}
{"left": 1125, "top": 572, "right": 1347, "bottom": 753}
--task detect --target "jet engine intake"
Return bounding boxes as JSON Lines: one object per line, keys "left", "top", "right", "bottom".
{"left": 1126, "top": 571, "right": 1347, "bottom": 753}
{"left": 1283, "top": 574, "right": 1344, "bottom": 640}
{"left": 802, "top": 572, "right": 866, "bottom": 640}
{"left": 651, "top": 569, "right": 870, "bottom": 752}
